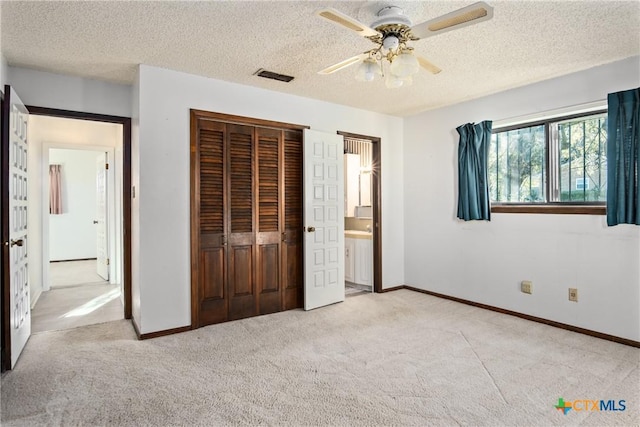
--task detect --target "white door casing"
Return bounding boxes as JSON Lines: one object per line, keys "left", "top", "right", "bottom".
{"left": 96, "top": 152, "right": 109, "bottom": 281}
{"left": 344, "top": 237, "right": 355, "bottom": 283}
{"left": 4, "top": 86, "right": 31, "bottom": 369}
{"left": 303, "top": 129, "right": 345, "bottom": 310}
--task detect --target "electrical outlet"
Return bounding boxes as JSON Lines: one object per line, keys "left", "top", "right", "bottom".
{"left": 569, "top": 288, "right": 578, "bottom": 302}
{"left": 521, "top": 281, "right": 532, "bottom": 294}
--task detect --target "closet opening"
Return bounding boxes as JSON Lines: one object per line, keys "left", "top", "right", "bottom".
{"left": 190, "top": 110, "right": 307, "bottom": 327}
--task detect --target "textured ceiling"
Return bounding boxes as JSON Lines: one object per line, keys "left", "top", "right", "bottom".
{"left": 1, "top": 1, "right": 639, "bottom": 116}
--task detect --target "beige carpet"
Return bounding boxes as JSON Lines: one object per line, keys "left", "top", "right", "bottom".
{"left": 50, "top": 260, "right": 106, "bottom": 289}
{"left": 31, "top": 283, "right": 123, "bottom": 333}
{"left": 2, "top": 290, "right": 638, "bottom": 426}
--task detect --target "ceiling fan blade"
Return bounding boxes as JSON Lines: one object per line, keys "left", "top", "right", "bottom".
{"left": 318, "top": 53, "right": 368, "bottom": 75}
{"left": 417, "top": 56, "right": 442, "bottom": 75}
{"left": 316, "top": 8, "right": 379, "bottom": 38}
{"left": 411, "top": 1, "right": 494, "bottom": 40}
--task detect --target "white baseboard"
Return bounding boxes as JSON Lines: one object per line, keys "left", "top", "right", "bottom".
{"left": 31, "top": 289, "right": 42, "bottom": 309}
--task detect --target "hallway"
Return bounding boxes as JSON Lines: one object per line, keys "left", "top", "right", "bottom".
{"left": 32, "top": 261, "right": 122, "bottom": 333}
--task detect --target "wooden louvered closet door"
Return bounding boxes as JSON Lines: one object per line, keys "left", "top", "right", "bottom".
{"left": 227, "top": 124, "right": 256, "bottom": 320}
{"left": 191, "top": 111, "right": 304, "bottom": 327}
{"left": 195, "top": 119, "right": 227, "bottom": 326}
{"left": 256, "top": 127, "right": 282, "bottom": 315}
{"left": 282, "top": 130, "right": 303, "bottom": 310}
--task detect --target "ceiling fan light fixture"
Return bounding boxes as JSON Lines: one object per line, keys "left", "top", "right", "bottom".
{"left": 389, "top": 51, "right": 419, "bottom": 78}
{"left": 385, "top": 73, "right": 405, "bottom": 89}
{"left": 316, "top": 2, "right": 495, "bottom": 88}
{"left": 355, "top": 58, "right": 381, "bottom": 82}
{"left": 382, "top": 35, "right": 400, "bottom": 51}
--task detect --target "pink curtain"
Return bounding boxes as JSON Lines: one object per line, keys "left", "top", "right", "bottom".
{"left": 49, "top": 164, "right": 63, "bottom": 214}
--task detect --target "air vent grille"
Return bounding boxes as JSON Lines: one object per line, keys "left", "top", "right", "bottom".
{"left": 254, "top": 69, "right": 295, "bottom": 83}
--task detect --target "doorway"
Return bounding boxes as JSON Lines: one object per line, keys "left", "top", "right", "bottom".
{"left": 26, "top": 108, "right": 131, "bottom": 334}
{"left": 339, "top": 131, "right": 382, "bottom": 294}
{"left": 34, "top": 144, "right": 120, "bottom": 332}
{"left": 1, "top": 93, "right": 133, "bottom": 370}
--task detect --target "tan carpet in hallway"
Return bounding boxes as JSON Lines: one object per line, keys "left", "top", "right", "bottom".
{"left": 49, "top": 260, "right": 106, "bottom": 288}
{"left": 31, "top": 283, "right": 123, "bottom": 333}
{"left": 34, "top": 259, "right": 122, "bottom": 333}
{"left": 2, "top": 290, "right": 638, "bottom": 426}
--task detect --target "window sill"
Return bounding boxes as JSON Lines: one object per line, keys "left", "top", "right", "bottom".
{"left": 491, "top": 204, "right": 606, "bottom": 215}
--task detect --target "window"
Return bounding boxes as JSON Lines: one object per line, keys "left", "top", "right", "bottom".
{"left": 489, "top": 111, "right": 607, "bottom": 214}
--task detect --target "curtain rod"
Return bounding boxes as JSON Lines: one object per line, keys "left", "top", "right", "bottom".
{"left": 493, "top": 99, "right": 607, "bottom": 129}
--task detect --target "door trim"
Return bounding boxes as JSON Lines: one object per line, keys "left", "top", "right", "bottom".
{"left": 1, "top": 90, "right": 9, "bottom": 371}
{"left": 191, "top": 110, "right": 308, "bottom": 131}
{"left": 25, "top": 106, "right": 132, "bottom": 320}
{"left": 338, "top": 131, "right": 382, "bottom": 293}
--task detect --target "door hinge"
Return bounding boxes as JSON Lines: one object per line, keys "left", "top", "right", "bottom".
{"left": 105, "top": 163, "right": 109, "bottom": 170}
{"left": 106, "top": 258, "right": 110, "bottom": 266}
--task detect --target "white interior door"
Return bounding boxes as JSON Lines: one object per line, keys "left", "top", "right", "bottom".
{"left": 3, "top": 86, "right": 31, "bottom": 369}
{"left": 303, "top": 129, "right": 345, "bottom": 310}
{"left": 95, "top": 153, "right": 108, "bottom": 280}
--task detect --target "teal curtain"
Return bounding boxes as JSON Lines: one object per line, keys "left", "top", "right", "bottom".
{"left": 607, "top": 88, "right": 639, "bottom": 226}
{"left": 457, "top": 121, "right": 492, "bottom": 221}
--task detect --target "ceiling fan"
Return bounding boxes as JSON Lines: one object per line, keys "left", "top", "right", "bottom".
{"left": 316, "top": 2, "right": 494, "bottom": 88}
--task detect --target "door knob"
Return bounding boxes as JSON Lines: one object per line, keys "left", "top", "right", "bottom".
{"left": 93, "top": 220, "right": 99, "bottom": 224}
{"left": 307, "top": 227, "right": 316, "bottom": 232}
{"left": 8, "top": 239, "right": 24, "bottom": 247}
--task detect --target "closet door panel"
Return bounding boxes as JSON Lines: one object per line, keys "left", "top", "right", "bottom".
{"left": 202, "top": 248, "right": 225, "bottom": 300}
{"left": 282, "top": 130, "right": 304, "bottom": 310}
{"left": 229, "top": 245, "right": 253, "bottom": 295}
{"left": 196, "top": 119, "right": 227, "bottom": 326}
{"left": 258, "top": 244, "right": 279, "bottom": 292}
{"left": 256, "top": 127, "right": 282, "bottom": 314}
{"left": 227, "top": 124, "right": 257, "bottom": 320}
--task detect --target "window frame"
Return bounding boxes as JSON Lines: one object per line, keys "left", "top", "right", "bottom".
{"left": 490, "top": 109, "right": 607, "bottom": 215}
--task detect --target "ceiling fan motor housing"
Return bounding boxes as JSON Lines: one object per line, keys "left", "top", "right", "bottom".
{"left": 369, "top": 6, "right": 416, "bottom": 52}
{"left": 371, "top": 6, "right": 413, "bottom": 28}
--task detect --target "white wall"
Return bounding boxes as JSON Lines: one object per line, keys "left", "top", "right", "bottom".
{"left": 8, "top": 66, "right": 131, "bottom": 117}
{"left": 131, "top": 71, "right": 141, "bottom": 326}
{"left": 28, "top": 115, "right": 122, "bottom": 304}
{"left": 403, "top": 57, "right": 640, "bottom": 341}
{"left": 48, "top": 149, "right": 99, "bottom": 261}
{"left": 134, "top": 65, "right": 405, "bottom": 333}
{"left": 0, "top": 55, "right": 8, "bottom": 89}
{"left": 0, "top": 4, "right": 4, "bottom": 88}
